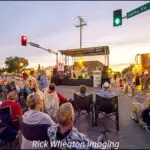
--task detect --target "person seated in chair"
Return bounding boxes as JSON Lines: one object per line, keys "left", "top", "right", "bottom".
{"left": 46, "top": 83, "right": 70, "bottom": 105}
{"left": 1, "top": 91, "right": 23, "bottom": 124}
{"left": 79, "top": 85, "right": 87, "bottom": 97}
{"left": 47, "top": 102, "right": 112, "bottom": 150}
{"left": 97, "top": 82, "right": 116, "bottom": 98}
{"left": 0, "top": 91, "right": 23, "bottom": 145}
{"left": 132, "top": 94, "right": 150, "bottom": 125}
{"left": 21, "top": 92, "right": 55, "bottom": 149}
{"left": 30, "top": 84, "right": 44, "bottom": 112}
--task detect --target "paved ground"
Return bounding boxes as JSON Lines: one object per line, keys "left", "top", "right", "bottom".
{"left": 1, "top": 78, "right": 150, "bottom": 149}
{"left": 55, "top": 84, "right": 150, "bottom": 149}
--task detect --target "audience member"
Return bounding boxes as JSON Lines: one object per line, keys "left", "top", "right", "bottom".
{"left": 79, "top": 85, "right": 87, "bottom": 97}
{"left": 132, "top": 93, "right": 150, "bottom": 126}
{"left": 39, "top": 70, "right": 48, "bottom": 92}
{"left": 97, "top": 82, "right": 116, "bottom": 98}
{"left": 142, "top": 72, "right": 149, "bottom": 91}
{"left": 47, "top": 83, "right": 68, "bottom": 105}
{"left": 21, "top": 92, "right": 55, "bottom": 149}
{"left": 118, "top": 78, "right": 124, "bottom": 90}
{"left": 135, "top": 73, "right": 140, "bottom": 89}
{"left": 1, "top": 91, "right": 23, "bottom": 120}
{"left": 24, "top": 82, "right": 30, "bottom": 96}
{"left": 0, "top": 91, "right": 22, "bottom": 144}
{"left": 30, "top": 84, "right": 44, "bottom": 112}
{"left": 11, "top": 81, "right": 20, "bottom": 93}
{"left": 125, "top": 70, "right": 135, "bottom": 96}
{"left": 43, "top": 84, "right": 60, "bottom": 120}
{"left": 47, "top": 103, "right": 111, "bottom": 149}
{"left": 22, "top": 71, "right": 28, "bottom": 80}
{"left": 141, "top": 72, "right": 144, "bottom": 90}
{"left": 27, "top": 71, "right": 38, "bottom": 89}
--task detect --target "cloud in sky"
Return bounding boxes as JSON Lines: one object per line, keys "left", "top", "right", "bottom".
{"left": 0, "top": 1, "right": 150, "bottom": 71}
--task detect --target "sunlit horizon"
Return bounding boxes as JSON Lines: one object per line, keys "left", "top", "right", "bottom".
{"left": 0, "top": 1, "right": 150, "bottom": 72}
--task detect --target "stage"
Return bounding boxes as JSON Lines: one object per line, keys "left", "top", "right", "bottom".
{"left": 62, "top": 78, "right": 93, "bottom": 86}
{"left": 61, "top": 77, "right": 110, "bottom": 87}
{"left": 51, "top": 46, "right": 110, "bottom": 87}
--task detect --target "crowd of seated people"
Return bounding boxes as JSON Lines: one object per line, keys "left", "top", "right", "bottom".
{"left": 0, "top": 80, "right": 119, "bottom": 149}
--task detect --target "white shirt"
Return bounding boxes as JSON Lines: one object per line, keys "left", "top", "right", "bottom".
{"left": 43, "top": 88, "right": 59, "bottom": 118}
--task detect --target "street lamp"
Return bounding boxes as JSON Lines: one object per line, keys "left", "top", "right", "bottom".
{"left": 19, "top": 62, "right": 24, "bottom": 67}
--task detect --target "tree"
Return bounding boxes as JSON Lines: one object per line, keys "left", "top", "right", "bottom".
{"left": 5, "top": 56, "right": 29, "bottom": 73}
{"left": 122, "top": 64, "right": 135, "bottom": 75}
{"left": 0, "top": 68, "right": 7, "bottom": 73}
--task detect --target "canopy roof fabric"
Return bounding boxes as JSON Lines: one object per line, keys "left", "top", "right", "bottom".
{"left": 59, "top": 46, "right": 110, "bottom": 57}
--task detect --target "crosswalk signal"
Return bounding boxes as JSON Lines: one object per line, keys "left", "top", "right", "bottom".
{"left": 21, "top": 36, "right": 27, "bottom": 46}
{"left": 113, "top": 9, "right": 122, "bottom": 27}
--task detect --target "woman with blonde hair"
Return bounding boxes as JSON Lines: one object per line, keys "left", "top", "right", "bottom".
{"left": 21, "top": 92, "right": 55, "bottom": 149}
{"left": 29, "top": 82, "right": 44, "bottom": 112}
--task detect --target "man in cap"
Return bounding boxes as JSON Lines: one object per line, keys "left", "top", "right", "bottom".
{"left": 97, "top": 82, "right": 116, "bottom": 98}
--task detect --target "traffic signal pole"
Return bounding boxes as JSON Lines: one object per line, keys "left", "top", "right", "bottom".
{"left": 27, "top": 41, "right": 58, "bottom": 65}
{"left": 113, "top": 2, "right": 150, "bottom": 27}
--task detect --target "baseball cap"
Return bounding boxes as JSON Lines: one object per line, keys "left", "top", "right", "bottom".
{"left": 102, "top": 82, "right": 111, "bottom": 89}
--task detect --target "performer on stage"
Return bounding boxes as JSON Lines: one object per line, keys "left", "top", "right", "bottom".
{"left": 80, "top": 66, "right": 88, "bottom": 79}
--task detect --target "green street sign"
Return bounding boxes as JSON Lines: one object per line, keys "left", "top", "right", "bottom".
{"left": 127, "top": 2, "right": 150, "bottom": 19}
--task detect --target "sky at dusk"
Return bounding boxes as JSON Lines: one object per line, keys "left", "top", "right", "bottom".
{"left": 0, "top": 1, "right": 150, "bottom": 71}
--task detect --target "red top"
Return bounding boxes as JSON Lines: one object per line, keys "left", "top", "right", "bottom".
{"left": 48, "top": 90, "right": 67, "bottom": 104}
{"left": 22, "top": 72, "right": 28, "bottom": 79}
{"left": 119, "top": 84, "right": 124, "bottom": 88}
{"left": 1, "top": 100, "right": 23, "bottom": 119}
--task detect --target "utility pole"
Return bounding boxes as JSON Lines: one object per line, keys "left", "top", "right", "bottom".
{"left": 75, "top": 16, "right": 87, "bottom": 49}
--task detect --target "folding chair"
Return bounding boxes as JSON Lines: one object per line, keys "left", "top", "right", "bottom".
{"left": 142, "top": 108, "right": 150, "bottom": 133}
{"left": 95, "top": 95, "right": 119, "bottom": 130}
{"left": 73, "top": 93, "right": 94, "bottom": 126}
{"left": 20, "top": 122, "right": 50, "bottom": 148}
{"left": 0, "top": 106, "right": 19, "bottom": 150}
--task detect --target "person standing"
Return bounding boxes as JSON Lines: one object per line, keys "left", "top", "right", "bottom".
{"left": 39, "top": 71, "right": 48, "bottom": 92}
{"left": 141, "top": 72, "right": 144, "bottom": 91}
{"left": 114, "top": 74, "right": 117, "bottom": 83}
{"left": 125, "top": 70, "right": 135, "bottom": 96}
{"left": 142, "top": 72, "right": 149, "bottom": 91}
{"left": 135, "top": 73, "right": 140, "bottom": 90}
{"left": 26, "top": 71, "right": 38, "bottom": 89}
{"left": 119, "top": 78, "right": 124, "bottom": 91}
{"left": 22, "top": 71, "right": 28, "bottom": 80}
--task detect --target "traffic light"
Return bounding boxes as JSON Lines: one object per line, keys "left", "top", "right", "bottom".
{"left": 113, "top": 9, "right": 122, "bottom": 27}
{"left": 21, "top": 36, "right": 27, "bottom": 46}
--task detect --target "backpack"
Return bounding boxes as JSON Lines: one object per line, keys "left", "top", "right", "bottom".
{"left": 19, "top": 89, "right": 27, "bottom": 99}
